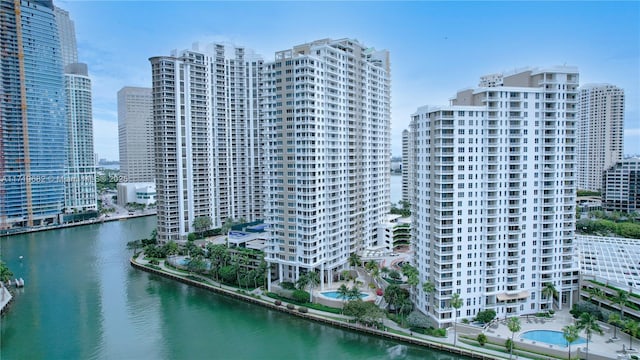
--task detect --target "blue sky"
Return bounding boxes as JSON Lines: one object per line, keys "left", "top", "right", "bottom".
{"left": 57, "top": 1, "right": 640, "bottom": 161}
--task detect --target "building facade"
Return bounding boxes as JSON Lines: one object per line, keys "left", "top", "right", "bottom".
{"left": 150, "top": 43, "right": 263, "bottom": 242}
{"left": 577, "top": 84, "right": 624, "bottom": 191}
{"left": 0, "top": 0, "right": 67, "bottom": 228}
{"left": 262, "top": 39, "right": 391, "bottom": 287}
{"left": 411, "top": 67, "right": 580, "bottom": 327}
{"left": 402, "top": 129, "right": 414, "bottom": 204}
{"left": 53, "top": 6, "right": 78, "bottom": 67}
{"left": 602, "top": 157, "right": 640, "bottom": 213}
{"left": 117, "top": 87, "right": 154, "bottom": 183}
{"left": 63, "top": 63, "right": 97, "bottom": 212}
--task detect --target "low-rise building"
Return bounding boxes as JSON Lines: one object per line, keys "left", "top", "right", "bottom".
{"left": 117, "top": 183, "right": 156, "bottom": 206}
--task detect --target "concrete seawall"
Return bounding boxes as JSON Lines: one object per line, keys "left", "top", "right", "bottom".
{"left": 131, "top": 258, "right": 501, "bottom": 360}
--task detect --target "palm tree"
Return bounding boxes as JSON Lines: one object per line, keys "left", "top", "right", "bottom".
{"left": 542, "top": 282, "right": 557, "bottom": 311}
{"left": 609, "top": 313, "right": 622, "bottom": 340}
{"left": 507, "top": 317, "right": 521, "bottom": 360}
{"left": 576, "top": 312, "right": 604, "bottom": 360}
{"left": 587, "top": 287, "right": 604, "bottom": 309}
{"left": 347, "top": 285, "right": 361, "bottom": 301}
{"left": 562, "top": 325, "right": 579, "bottom": 360}
{"left": 337, "top": 284, "right": 350, "bottom": 306}
{"left": 450, "top": 292, "right": 463, "bottom": 346}
{"left": 304, "top": 271, "right": 320, "bottom": 303}
{"left": 624, "top": 319, "right": 639, "bottom": 351}
{"left": 423, "top": 280, "right": 435, "bottom": 312}
{"left": 348, "top": 253, "right": 361, "bottom": 269}
{"left": 615, "top": 290, "right": 629, "bottom": 320}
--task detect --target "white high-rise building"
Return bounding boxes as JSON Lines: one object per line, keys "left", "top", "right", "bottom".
{"left": 262, "top": 39, "right": 391, "bottom": 287}
{"left": 402, "top": 129, "right": 414, "bottom": 204}
{"left": 118, "top": 87, "right": 154, "bottom": 183}
{"left": 63, "top": 63, "right": 97, "bottom": 212}
{"left": 149, "top": 43, "right": 263, "bottom": 242}
{"left": 411, "top": 67, "right": 580, "bottom": 328}
{"left": 577, "top": 84, "right": 625, "bottom": 191}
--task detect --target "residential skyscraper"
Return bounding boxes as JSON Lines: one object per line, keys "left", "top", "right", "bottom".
{"left": 402, "top": 129, "right": 413, "bottom": 204}
{"left": 63, "top": 63, "right": 97, "bottom": 212}
{"left": 602, "top": 157, "right": 640, "bottom": 213}
{"left": 118, "top": 87, "right": 154, "bottom": 182}
{"left": 411, "top": 67, "right": 580, "bottom": 327}
{"left": 0, "top": 0, "right": 67, "bottom": 228}
{"left": 262, "top": 39, "right": 391, "bottom": 287}
{"left": 53, "top": 6, "right": 78, "bottom": 67}
{"left": 150, "top": 43, "right": 264, "bottom": 242}
{"left": 577, "top": 84, "right": 625, "bottom": 191}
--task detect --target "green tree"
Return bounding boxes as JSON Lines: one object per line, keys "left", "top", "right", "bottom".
{"left": 609, "top": 313, "right": 622, "bottom": 340}
{"left": 562, "top": 325, "right": 579, "bottom": 360}
{"left": 0, "top": 261, "right": 13, "bottom": 283}
{"left": 587, "top": 287, "right": 604, "bottom": 310}
{"left": 337, "top": 284, "right": 350, "bottom": 305}
{"left": 126, "top": 240, "right": 142, "bottom": 255}
{"left": 450, "top": 292, "right": 463, "bottom": 347}
{"left": 221, "top": 218, "right": 235, "bottom": 235}
{"left": 624, "top": 319, "right": 639, "bottom": 351}
{"left": 507, "top": 317, "right": 521, "bottom": 360}
{"left": 542, "top": 282, "right": 557, "bottom": 311}
{"left": 347, "top": 285, "right": 361, "bottom": 301}
{"left": 305, "top": 271, "right": 320, "bottom": 303}
{"left": 576, "top": 312, "right": 604, "bottom": 360}
{"left": 348, "top": 253, "right": 362, "bottom": 268}
{"left": 192, "top": 216, "right": 212, "bottom": 238}
{"left": 615, "top": 290, "right": 629, "bottom": 320}
{"left": 186, "top": 255, "right": 207, "bottom": 275}
{"left": 162, "top": 241, "right": 179, "bottom": 256}
{"left": 475, "top": 309, "right": 497, "bottom": 324}
{"left": 422, "top": 280, "right": 435, "bottom": 312}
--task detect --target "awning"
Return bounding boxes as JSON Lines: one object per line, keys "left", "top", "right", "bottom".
{"left": 497, "top": 291, "right": 530, "bottom": 301}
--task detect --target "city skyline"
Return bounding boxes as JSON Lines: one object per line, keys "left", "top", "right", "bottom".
{"left": 57, "top": 1, "right": 639, "bottom": 160}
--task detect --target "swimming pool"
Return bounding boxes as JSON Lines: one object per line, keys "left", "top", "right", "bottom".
{"left": 321, "top": 291, "right": 368, "bottom": 299}
{"left": 521, "top": 330, "right": 587, "bottom": 347}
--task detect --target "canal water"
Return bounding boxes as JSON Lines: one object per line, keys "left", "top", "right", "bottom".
{"left": 0, "top": 216, "right": 466, "bottom": 359}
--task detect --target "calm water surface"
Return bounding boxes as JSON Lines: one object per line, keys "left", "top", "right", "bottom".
{"left": 0, "top": 216, "right": 467, "bottom": 360}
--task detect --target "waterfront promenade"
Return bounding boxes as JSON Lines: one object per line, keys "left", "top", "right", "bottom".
{"left": 132, "top": 253, "right": 510, "bottom": 360}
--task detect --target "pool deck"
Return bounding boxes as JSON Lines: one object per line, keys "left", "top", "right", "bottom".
{"left": 488, "top": 308, "right": 634, "bottom": 359}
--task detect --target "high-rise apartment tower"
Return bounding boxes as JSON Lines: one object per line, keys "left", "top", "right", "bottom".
{"left": 150, "top": 43, "right": 263, "bottom": 242}
{"left": 63, "top": 63, "right": 97, "bottom": 212}
{"left": 262, "top": 38, "right": 391, "bottom": 287}
{"left": 577, "top": 84, "right": 625, "bottom": 191}
{"left": 411, "top": 67, "right": 580, "bottom": 327}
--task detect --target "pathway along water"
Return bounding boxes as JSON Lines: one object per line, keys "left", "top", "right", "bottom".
{"left": 0, "top": 216, "right": 469, "bottom": 359}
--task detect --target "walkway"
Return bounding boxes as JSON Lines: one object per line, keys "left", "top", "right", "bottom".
{"left": 134, "top": 254, "right": 512, "bottom": 359}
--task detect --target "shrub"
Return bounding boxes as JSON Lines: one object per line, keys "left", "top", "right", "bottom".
{"left": 570, "top": 301, "right": 603, "bottom": 320}
{"left": 477, "top": 333, "right": 487, "bottom": 346}
{"left": 286, "top": 304, "right": 295, "bottom": 310}
{"left": 434, "top": 328, "right": 446, "bottom": 337}
{"left": 275, "top": 300, "right": 282, "bottom": 306}
{"left": 281, "top": 281, "right": 296, "bottom": 290}
{"left": 475, "top": 309, "right": 497, "bottom": 324}
{"left": 149, "top": 259, "right": 159, "bottom": 265}
{"left": 462, "top": 319, "right": 469, "bottom": 324}
{"left": 406, "top": 310, "right": 431, "bottom": 329}
{"left": 298, "top": 306, "right": 308, "bottom": 313}
{"left": 291, "top": 289, "right": 310, "bottom": 303}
